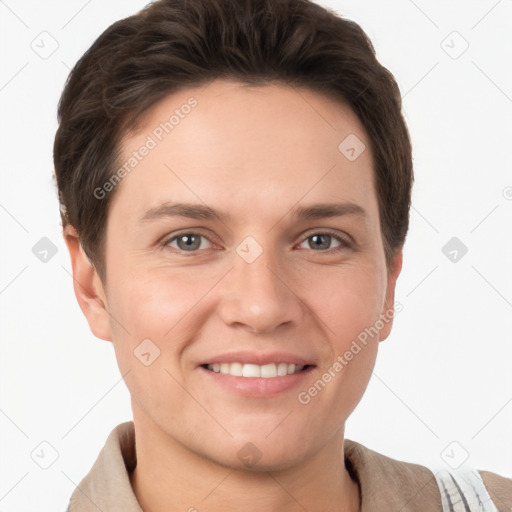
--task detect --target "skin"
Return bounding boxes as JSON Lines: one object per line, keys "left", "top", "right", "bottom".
{"left": 64, "top": 79, "right": 402, "bottom": 512}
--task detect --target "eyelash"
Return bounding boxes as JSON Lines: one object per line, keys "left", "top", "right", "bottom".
{"left": 160, "top": 229, "right": 353, "bottom": 255}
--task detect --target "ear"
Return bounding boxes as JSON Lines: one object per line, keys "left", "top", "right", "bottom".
{"left": 379, "top": 248, "right": 403, "bottom": 342}
{"left": 63, "top": 225, "right": 112, "bottom": 341}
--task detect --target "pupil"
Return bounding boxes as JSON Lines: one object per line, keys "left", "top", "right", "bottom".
{"left": 311, "top": 234, "right": 330, "bottom": 250}
{"left": 179, "top": 235, "right": 200, "bottom": 251}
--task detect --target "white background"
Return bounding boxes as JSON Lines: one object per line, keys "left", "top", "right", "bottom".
{"left": 0, "top": 0, "right": 511, "bottom": 510}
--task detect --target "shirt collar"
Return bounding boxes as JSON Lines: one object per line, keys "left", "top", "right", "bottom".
{"left": 68, "top": 421, "right": 441, "bottom": 511}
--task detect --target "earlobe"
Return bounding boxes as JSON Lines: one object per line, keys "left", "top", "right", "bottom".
{"left": 63, "top": 225, "right": 112, "bottom": 342}
{"left": 379, "top": 249, "right": 403, "bottom": 342}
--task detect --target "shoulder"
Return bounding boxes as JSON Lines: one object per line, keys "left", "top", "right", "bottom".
{"left": 67, "top": 422, "right": 141, "bottom": 512}
{"left": 479, "top": 469, "right": 512, "bottom": 510}
{"left": 344, "top": 439, "right": 441, "bottom": 511}
{"left": 344, "top": 439, "right": 512, "bottom": 511}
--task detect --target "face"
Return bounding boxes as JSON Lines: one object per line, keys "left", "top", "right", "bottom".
{"left": 74, "top": 79, "right": 401, "bottom": 470}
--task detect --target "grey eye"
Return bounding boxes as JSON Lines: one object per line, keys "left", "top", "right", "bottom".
{"left": 169, "top": 234, "right": 210, "bottom": 251}
{"left": 300, "top": 234, "right": 342, "bottom": 251}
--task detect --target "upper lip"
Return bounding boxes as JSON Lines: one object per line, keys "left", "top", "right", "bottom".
{"left": 199, "top": 351, "right": 316, "bottom": 367}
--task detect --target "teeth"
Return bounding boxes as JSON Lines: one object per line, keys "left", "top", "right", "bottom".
{"left": 242, "top": 364, "right": 261, "bottom": 377}
{"left": 277, "top": 363, "right": 288, "bottom": 376}
{"left": 261, "top": 363, "right": 277, "bottom": 378}
{"left": 230, "top": 362, "right": 243, "bottom": 377}
{"left": 206, "top": 362, "right": 305, "bottom": 378}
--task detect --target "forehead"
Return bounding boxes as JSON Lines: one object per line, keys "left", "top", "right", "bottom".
{"left": 110, "top": 79, "right": 377, "bottom": 224}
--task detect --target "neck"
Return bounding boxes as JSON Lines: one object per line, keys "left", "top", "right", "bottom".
{"left": 129, "top": 412, "right": 360, "bottom": 512}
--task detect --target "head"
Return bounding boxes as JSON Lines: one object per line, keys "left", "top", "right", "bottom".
{"left": 55, "top": 0, "right": 412, "bottom": 470}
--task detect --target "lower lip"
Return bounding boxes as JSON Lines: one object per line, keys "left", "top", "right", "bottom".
{"left": 198, "top": 366, "right": 315, "bottom": 397}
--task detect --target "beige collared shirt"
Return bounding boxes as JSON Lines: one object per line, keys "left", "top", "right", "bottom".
{"left": 67, "top": 422, "right": 512, "bottom": 511}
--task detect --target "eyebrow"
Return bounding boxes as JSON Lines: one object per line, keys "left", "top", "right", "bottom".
{"left": 138, "top": 201, "right": 367, "bottom": 224}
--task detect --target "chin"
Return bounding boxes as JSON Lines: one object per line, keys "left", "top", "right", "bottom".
{"left": 203, "top": 433, "right": 314, "bottom": 473}
{"left": 212, "top": 448, "right": 309, "bottom": 473}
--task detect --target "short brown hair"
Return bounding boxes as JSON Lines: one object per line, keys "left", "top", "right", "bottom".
{"left": 53, "top": 0, "right": 413, "bottom": 282}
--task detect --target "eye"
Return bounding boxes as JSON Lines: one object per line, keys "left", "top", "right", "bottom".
{"left": 161, "top": 230, "right": 351, "bottom": 254}
{"left": 165, "top": 233, "right": 213, "bottom": 252}
{"left": 297, "top": 232, "right": 349, "bottom": 252}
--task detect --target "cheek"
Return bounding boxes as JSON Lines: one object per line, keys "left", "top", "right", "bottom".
{"left": 305, "top": 261, "right": 387, "bottom": 344}
{"left": 106, "top": 257, "right": 213, "bottom": 337}
{"left": 104, "top": 264, "right": 220, "bottom": 380}
{"left": 104, "top": 269, "right": 198, "bottom": 420}
{"left": 300, "top": 262, "right": 385, "bottom": 405}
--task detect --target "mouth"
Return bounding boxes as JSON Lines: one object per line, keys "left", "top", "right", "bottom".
{"left": 201, "top": 362, "right": 313, "bottom": 378}
{"left": 197, "top": 353, "right": 316, "bottom": 397}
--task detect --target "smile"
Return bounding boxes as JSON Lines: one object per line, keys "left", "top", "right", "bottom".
{"left": 204, "top": 362, "right": 308, "bottom": 378}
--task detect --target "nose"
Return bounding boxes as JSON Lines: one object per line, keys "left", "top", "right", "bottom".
{"left": 217, "top": 244, "right": 304, "bottom": 334}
